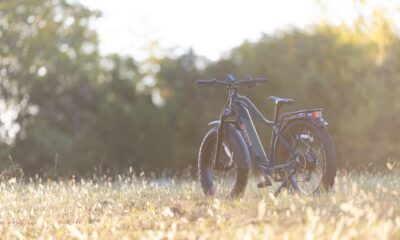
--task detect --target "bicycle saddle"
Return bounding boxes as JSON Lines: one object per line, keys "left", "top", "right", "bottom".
{"left": 269, "top": 96, "right": 294, "bottom": 105}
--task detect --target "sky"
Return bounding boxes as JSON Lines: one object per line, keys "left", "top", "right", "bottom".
{"left": 76, "top": 0, "right": 397, "bottom": 60}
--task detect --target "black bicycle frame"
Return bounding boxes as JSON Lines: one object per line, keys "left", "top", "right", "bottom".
{"left": 232, "top": 91, "right": 294, "bottom": 172}
{"left": 214, "top": 89, "right": 303, "bottom": 191}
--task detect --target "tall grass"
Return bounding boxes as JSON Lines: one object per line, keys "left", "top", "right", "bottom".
{"left": 0, "top": 170, "right": 399, "bottom": 239}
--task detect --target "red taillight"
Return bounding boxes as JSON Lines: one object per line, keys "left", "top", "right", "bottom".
{"left": 311, "top": 111, "right": 322, "bottom": 119}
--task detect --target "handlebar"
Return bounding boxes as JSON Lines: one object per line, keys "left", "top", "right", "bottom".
{"left": 196, "top": 77, "right": 268, "bottom": 88}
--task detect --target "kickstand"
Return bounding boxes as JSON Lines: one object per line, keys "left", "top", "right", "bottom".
{"left": 273, "top": 171, "right": 295, "bottom": 197}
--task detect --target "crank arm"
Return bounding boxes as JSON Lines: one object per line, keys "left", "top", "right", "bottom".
{"left": 273, "top": 169, "right": 300, "bottom": 197}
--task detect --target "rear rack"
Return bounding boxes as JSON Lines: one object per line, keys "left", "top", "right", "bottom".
{"left": 280, "top": 108, "right": 323, "bottom": 122}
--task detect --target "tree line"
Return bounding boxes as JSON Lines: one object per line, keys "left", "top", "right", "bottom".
{"left": 0, "top": 0, "right": 399, "bottom": 176}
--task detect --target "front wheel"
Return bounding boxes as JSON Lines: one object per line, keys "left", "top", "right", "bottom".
{"left": 198, "top": 126, "right": 250, "bottom": 198}
{"left": 275, "top": 119, "right": 337, "bottom": 195}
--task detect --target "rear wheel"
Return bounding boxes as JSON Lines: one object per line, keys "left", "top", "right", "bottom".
{"left": 198, "top": 127, "right": 249, "bottom": 198}
{"left": 275, "top": 120, "right": 336, "bottom": 195}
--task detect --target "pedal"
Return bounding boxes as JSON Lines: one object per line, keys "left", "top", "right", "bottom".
{"left": 257, "top": 179, "right": 272, "bottom": 188}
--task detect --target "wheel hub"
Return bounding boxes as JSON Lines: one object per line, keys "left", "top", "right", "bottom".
{"left": 295, "top": 154, "right": 307, "bottom": 171}
{"left": 305, "top": 151, "right": 317, "bottom": 171}
{"left": 295, "top": 151, "right": 317, "bottom": 172}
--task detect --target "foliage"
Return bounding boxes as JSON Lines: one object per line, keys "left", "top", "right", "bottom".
{"left": 0, "top": 0, "right": 400, "bottom": 175}
{"left": 0, "top": 0, "right": 169, "bottom": 175}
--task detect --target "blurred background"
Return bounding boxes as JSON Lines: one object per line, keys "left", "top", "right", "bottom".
{"left": 0, "top": 0, "right": 399, "bottom": 176}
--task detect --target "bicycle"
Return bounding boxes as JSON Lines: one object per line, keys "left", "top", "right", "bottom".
{"left": 197, "top": 74, "right": 336, "bottom": 198}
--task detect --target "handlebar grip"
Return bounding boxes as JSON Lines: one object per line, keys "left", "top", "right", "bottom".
{"left": 196, "top": 79, "right": 215, "bottom": 85}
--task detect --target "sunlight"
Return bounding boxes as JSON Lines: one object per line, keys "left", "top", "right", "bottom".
{"left": 77, "top": 0, "right": 399, "bottom": 60}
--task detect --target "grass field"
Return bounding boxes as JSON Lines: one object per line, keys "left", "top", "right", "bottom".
{"left": 0, "top": 171, "right": 399, "bottom": 239}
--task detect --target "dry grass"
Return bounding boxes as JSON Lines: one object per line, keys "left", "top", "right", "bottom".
{"left": 0, "top": 171, "right": 399, "bottom": 239}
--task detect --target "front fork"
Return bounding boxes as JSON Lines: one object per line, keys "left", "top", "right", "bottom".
{"left": 213, "top": 109, "right": 229, "bottom": 171}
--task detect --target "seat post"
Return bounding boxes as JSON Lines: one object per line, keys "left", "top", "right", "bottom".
{"left": 273, "top": 103, "right": 282, "bottom": 123}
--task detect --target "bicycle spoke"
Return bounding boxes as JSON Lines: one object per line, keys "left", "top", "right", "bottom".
{"left": 290, "top": 129, "right": 326, "bottom": 195}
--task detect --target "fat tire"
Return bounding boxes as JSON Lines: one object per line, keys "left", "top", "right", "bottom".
{"left": 198, "top": 127, "right": 249, "bottom": 198}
